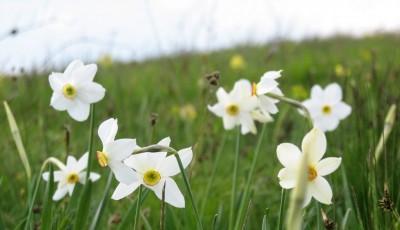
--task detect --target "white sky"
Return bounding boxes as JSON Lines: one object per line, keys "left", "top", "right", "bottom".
{"left": 0, "top": 0, "right": 399, "bottom": 75}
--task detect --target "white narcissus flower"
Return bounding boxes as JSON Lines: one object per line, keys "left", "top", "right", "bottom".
{"left": 49, "top": 60, "right": 106, "bottom": 122}
{"left": 111, "top": 137, "right": 192, "bottom": 208}
{"left": 96, "top": 118, "right": 138, "bottom": 184}
{"left": 42, "top": 153, "right": 100, "bottom": 201}
{"left": 302, "top": 83, "right": 351, "bottom": 132}
{"left": 276, "top": 128, "right": 341, "bottom": 207}
{"left": 251, "top": 70, "right": 283, "bottom": 117}
{"left": 208, "top": 79, "right": 258, "bottom": 134}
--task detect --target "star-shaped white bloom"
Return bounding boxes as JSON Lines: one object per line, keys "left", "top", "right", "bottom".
{"left": 42, "top": 153, "right": 100, "bottom": 201}
{"left": 49, "top": 60, "right": 106, "bottom": 122}
{"left": 302, "top": 83, "right": 351, "bottom": 132}
{"left": 276, "top": 128, "right": 341, "bottom": 207}
{"left": 251, "top": 70, "right": 283, "bottom": 117}
{"left": 111, "top": 137, "right": 193, "bottom": 208}
{"left": 208, "top": 79, "right": 258, "bottom": 134}
{"left": 96, "top": 118, "right": 138, "bottom": 184}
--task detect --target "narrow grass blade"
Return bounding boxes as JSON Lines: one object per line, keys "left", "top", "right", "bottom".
{"left": 374, "top": 104, "right": 396, "bottom": 163}
{"left": 174, "top": 153, "right": 203, "bottom": 229}
{"left": 262, "top": 215, "right": 268, "bottom": 230}
{"left": 277, "top": 189, "right": 286, "bottom": 230}
{"left": 41, "top": 165, "right": 55, "bottom": 230}
{"left": 229, "top": 128, "right": 240, "bottom": 230}
{"left": 85, "top": 104, "right": 96, "bottom": 180}
{"left": 73, "top": 181, "right": 93, "bottom": 230}
{"left": 160, "top": 183, "right": 166, "bottom": 230}
{"left": 141, "top": 212, "right": 153, "bottom": 230}
{"left": 212, "top": 214, "right": 219, "bottom": 230}
{"left": 89, "top": 171, "right": 113, "bottom": 230}
{"left": 118, "top": 189, "right": 149, "bottom": 230}
{"left": 3, "top": 101, "right": 31, "bottom": 180}
{"left": 234, "top": 124, "right": 266, "bottom": 229}
{"left": 341, "top": 208, "right": 352, "bottom": 230}
{"left": 133, "top": 185, "right": 143, "bottom": 230}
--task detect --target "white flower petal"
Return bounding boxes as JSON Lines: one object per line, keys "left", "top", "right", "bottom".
{"left": 157, "top": 137, "right": 171, "bottom": 147}
{"left": 64, "top": 60, "right": 84, "bottom": 76}
{"left": 111, "top": 182, "right": 141, "bottom": 200}
{"left": 98, "top": 118, "right": 118, "bottom": 146}
{"left": 216, "top": 87, "right": 230, "bottom": 104}
{"left": 256, "top": 78, "right": 278, "bottom": 95}
{"left": 159, "top": 147, "right": 193, "bottom": 177}
{"left": 67, "top": 184, "right": 75, "bottom": 195}
{"left": 125, "top": 152, "right": 167, "bottom": 173}
{"left": 107, "top": 139, "right": 137, "bottom": 161}
{"left": 90, "top": 172, "right": 101, "bottom": 182}
{"left": 49, "top": 72, "right": 67, "bottom": 91}
{"left": 333, "top": 102, "right": 351, "bottom": 120}
{"left": 258, "top": 95, "right": 279, "bottom": 114}
{"left": 302, "top": 192, "right": 313, "bottom": 208}
{"left": 313, "top": 116, "right": 340, "bottom": 132}
{"left": 208, "top": 104, "right": 224, "bottom": 117}
{"left": 52, "top": 186, "right": 68, "bottom": 201}
{"left": 260, "top": 70, "right": 282, "bottom": 80}
{"left": 309, "top": 176, "right": 333, "bottom": 205}
{"left": 77, "top": 82, "right": 105, "bottom": 104}
{"left": 153, "top": 178, "right": 185, "bottom": 208}
{"left": 222, "top": 115, "right": 236, "bottom": 130}
{"left": 75, "top": 152, "right": 88, "bottom": 172}
{"left": 301, "top": 128, "right": 326, "bottom": 164}
{"left": 71, "top": 64, "right": 98, "bottom": 85}
{"left": 277, "top": 143, "right": 302, "bottom": 168}
{"left": 317, "top": 157, "right": 341, "bottom": 176}
{"left": 66, "top": 155, "right": 78, "bottom": 171}
{"left": 302, "top": 99, "right": 322, "bottom": 118}
{"left": 67, "top": 99, "right": 90, "bottom": 122}
{"left": 42, "top": 171, "right": 63, "bottom": 182}
{"left": 278, "top": 168, "right": 297, "bottom": 189}
{"left": 231, "top": 79, "right": 252, "bottom": 101}
{"left": 109, "top": 161, "right": 138, "bottom": 184}
{"left": 311, "top": 85, "right": 324, "bottom": 99}
{"left": 324, "top": 83, "right": 342, "bottom": 104}
{"left": 251, "top": 109, "right": 273, "bottom": 123}
{"left": 50, "top": 93, "right": 73, "bottom": 111}
{"left": 239, "top": 113, "right": 256, "bottom": 134}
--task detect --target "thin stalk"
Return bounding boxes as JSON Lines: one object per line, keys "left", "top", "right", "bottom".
{"left": 266, "top": 93, "right": 313, "bottom": 128}
{"left": 229, "top": 128, "right": 240, "bottom": 230}
{"left": 160, "top": 183, "right": 166, "bottom": 230}
{"left": 89, "top": 171, "right": 113, "bottom": 230}
{"left": 277, "top": 189, "right": 286, "bottom": 230}
{"left": 174, "top": 153, "right": 203, "bottom": 230}
{"left": 315, "top": 202, "right": 320, "bottom": 230}
{"left": 134, "top": 185, "right": 143, "bottom": 230}
{"left": 200, "top": 134, "right": 227, "bottom": 219}
{"left": 85, "top": 104, "right": 96, "bottom": 180}
{"left": 234, "top": 124, "right": 266, "bottom": 229}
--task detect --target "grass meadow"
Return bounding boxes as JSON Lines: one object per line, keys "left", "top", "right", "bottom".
{"left": 0, "top": 34, "right": 399, "bottom": 229}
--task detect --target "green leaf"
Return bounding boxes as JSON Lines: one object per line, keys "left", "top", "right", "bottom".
{"left": 41, "top": 165, "right": 55, "bottom": 230}
{"left": 73, "top": 181, "right": 92, "bottom": 230}
{"left": 89, "top": 172, "right": 113, "bottom": 230}
{"left": 118, "top": 189, "right": 149, "bottom": 230}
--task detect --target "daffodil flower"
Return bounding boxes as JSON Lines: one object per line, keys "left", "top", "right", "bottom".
{"left": 250, "top": 70, "right": 283, "bottom": 117}
{"left": 42, "top": 153, "right": 100, "bottom": 201}
{"left": 111, "top": 137, "right": 193, "bottom": 208}
{"left": 96, "top": 118, "right": 138, "bottom": 184}
{"left": 49, "top": 60, "right": 106, "bottom": 121}
{"left": 277, "top": 128, "right": 341, "bottom": 207}
{"left": 208, "top": 79, "right": 258, "bottom": 134}
{"left": 302, "top": 83, "right": 351, "bottom": 132}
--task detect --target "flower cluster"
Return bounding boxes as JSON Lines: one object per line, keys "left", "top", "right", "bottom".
{"left": 208, "top": 70, "right": 283, "bottom": 134}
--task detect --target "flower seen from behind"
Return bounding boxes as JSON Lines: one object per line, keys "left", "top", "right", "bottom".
{"left": 302, "top": 83, "right": 351, "bottom": 132}
{"left": 49, "top": 60, "right": 106, "bottom": 121}
{"left": 96, "top": 118, "right": 138, "bottom": 184}
{"left": 42, "top": 153, "right": 100, "bottom": 201}
{"left": 277, "top": 128, "right": 341, "bottom": 207}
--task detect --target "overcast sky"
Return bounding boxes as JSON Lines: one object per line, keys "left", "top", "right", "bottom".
{"left": 1, "top": 0, "right": 400, "bottom": 75}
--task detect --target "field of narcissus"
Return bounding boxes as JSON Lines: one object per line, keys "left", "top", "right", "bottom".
{"left": 0, "top": 34, "right": 399, "bottom": 229}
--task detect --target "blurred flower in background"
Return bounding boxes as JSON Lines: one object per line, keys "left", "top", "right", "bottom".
{"left": 229, "top": 54, "right": 246, "bottom": 71}
{"left": 179, "top": 104, "right": 197, "bottom": 122}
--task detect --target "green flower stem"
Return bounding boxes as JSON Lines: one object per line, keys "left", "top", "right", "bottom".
{"left": 229, "top": 128, "right": 241, "bottom": 230}
{"left": 89, "top": 171, "right": 113, "bottom": 230}
{"left": 266, "top": 93, "right": 313, "bottom": 128}
{"left": 200, "top": 134, "right": 227, "bottom": 219}
{"left": 133, "top": 185, "right": 143, "bottom": 230}
{"left": 234, "top": 124, "right": 266, "bottom": 230}
{"left": 160, "top": 183, "right": 166, "bottom": 230}
{"left": 85, "top": 104, "right": 96, "bottom": 180}
{"left": 277, "top": 189, "right": 287, "bottom": 230}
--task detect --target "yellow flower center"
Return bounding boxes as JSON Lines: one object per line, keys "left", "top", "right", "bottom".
{"left": 251, "top": 82, "right": 257, "bottom": 96}
{"left": 226, "top": 104, "right": 239, "bottom": 116}
{"left": 96, "top": 151, "right": 109, "bottom": 167}
{"left": 67, "top": 172, "right": 79, "bottom": 184}
{"left": 322, "top": 105, "right": 332, "bottom": 115}
{"left": 143, "top": 169, "right": 161, "bottom": 186}
{"left": 308, "top": 166, "right": 318, "bottom": 181}
{"left": 62, "top": 83, "right": 77, "bottom": 99}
